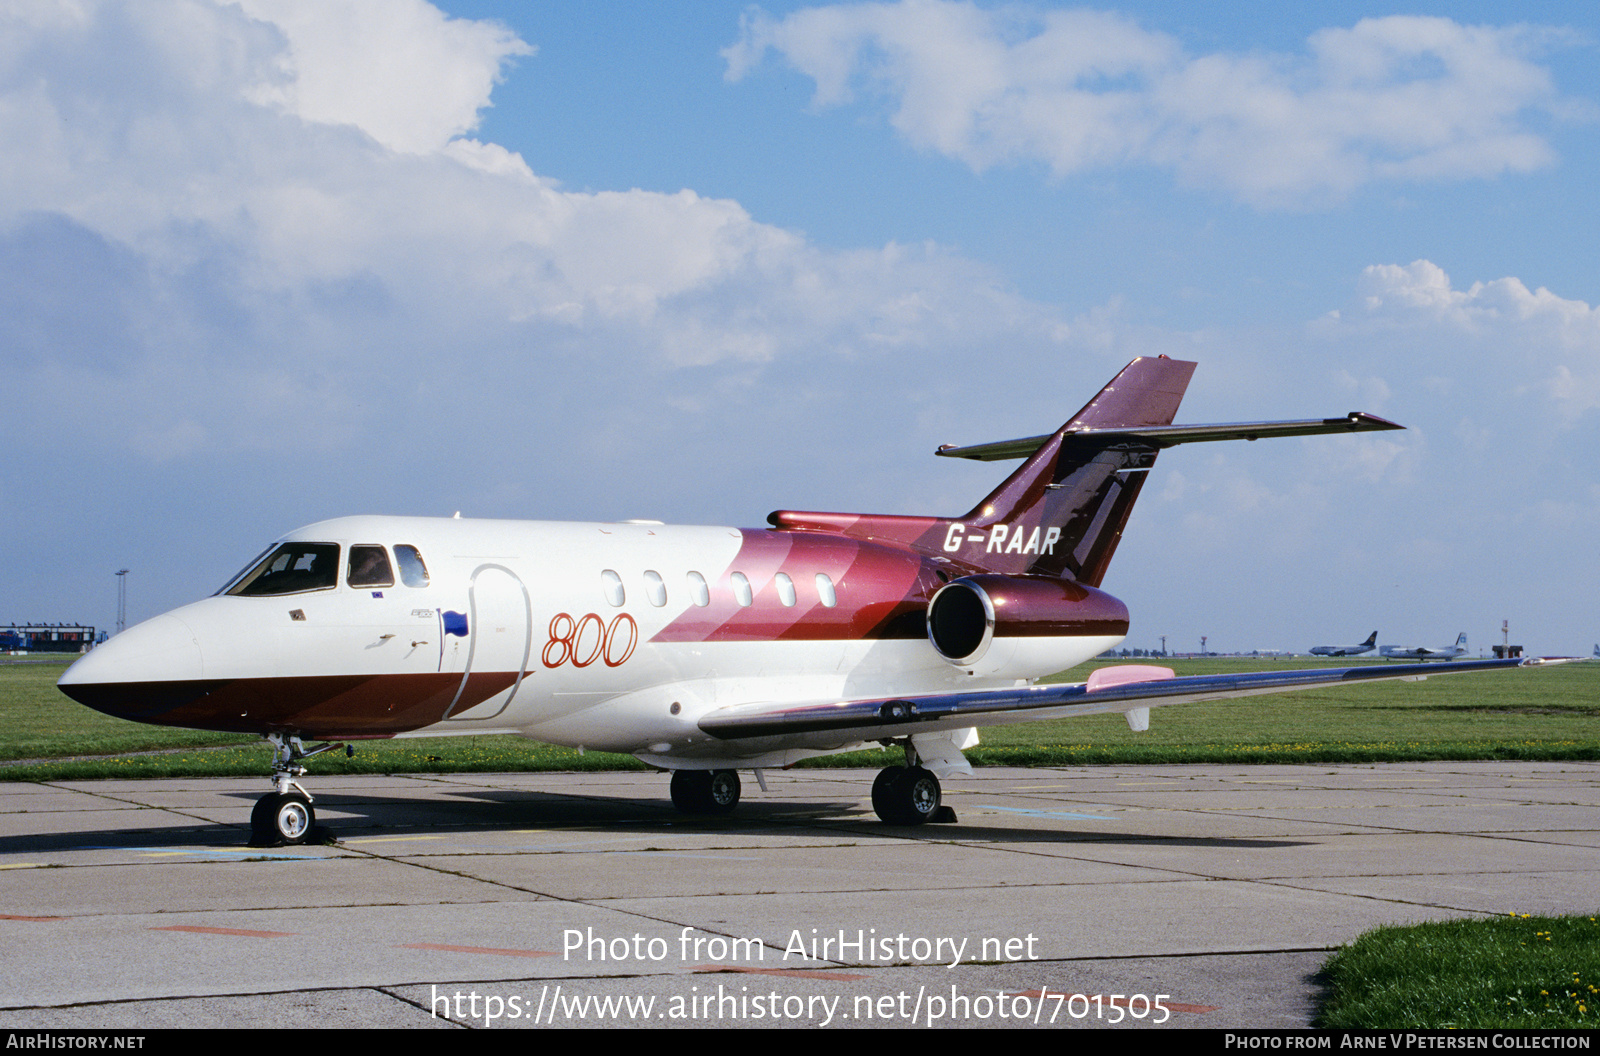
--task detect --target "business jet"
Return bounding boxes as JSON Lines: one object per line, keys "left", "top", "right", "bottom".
{"left": 57, "top": 357, "right": 1561, "bottom": 846}
{"left": 1309, "top": 632, "right": 1378, "bottom": 657}
{"left": 1380, "top": 634, "right": 1468, "bottom": 661}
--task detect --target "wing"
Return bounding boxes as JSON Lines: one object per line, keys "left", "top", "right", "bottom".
{"left": 697, "top": 657, "right": 1572, "bottom": 750}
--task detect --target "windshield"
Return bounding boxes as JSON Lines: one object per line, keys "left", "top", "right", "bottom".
{"left": 226, "top": 543, "right": 341, "bottom": 597}
{"left": 216, "top": 544, "right": 276, "bottom": 595}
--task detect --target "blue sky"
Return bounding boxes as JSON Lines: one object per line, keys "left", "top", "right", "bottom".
{"left": 3, "top": 0, "right": 1597, "bottom": 655}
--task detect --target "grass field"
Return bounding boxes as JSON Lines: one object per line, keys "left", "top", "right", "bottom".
{"left": 3, "top": 655, "right": 1595, "bottom": 780}
{"left": 1317, "top": 914, "right": 1600, "bottom": 1028}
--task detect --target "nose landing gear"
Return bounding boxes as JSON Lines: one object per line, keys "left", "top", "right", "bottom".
{"left": 250, "top": 733, "right": 342, "bottom": 847}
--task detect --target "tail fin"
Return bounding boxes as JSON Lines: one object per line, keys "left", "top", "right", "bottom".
{"left": 1363, "top": 632, "right": 1377, "bottom": 648}
{"left": 769, "top": 355, "right": 1397, "bottom": 588}
{"left": 768, "top": 356, "right": 1195, "bottom": 587}
{"left": 948, "top": 356, "right": 1196, "bottom": 585}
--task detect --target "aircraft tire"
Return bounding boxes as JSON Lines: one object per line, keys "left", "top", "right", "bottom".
{"left": 870, "top": 765, "right": 906, "bottom": 821}
{"left": 875, "top": 766, "right": 940, "bottom": 825}
{"left": 670, "top": 769, "right": 710, "bottom": 813}
{"left": 671, "top": 769, "right": 741, "bottom": 814}
{"left": 250, "top": 791, "right": 315, "bottom": 846}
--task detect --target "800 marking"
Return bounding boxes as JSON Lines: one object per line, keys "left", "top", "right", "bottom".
{"left": 543, "top": 612, "right": 638, "bottom": 668}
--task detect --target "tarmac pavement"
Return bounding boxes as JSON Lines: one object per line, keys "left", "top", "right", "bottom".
{"left": 1, "top": 761, "right": 1596, "bottom": 1029}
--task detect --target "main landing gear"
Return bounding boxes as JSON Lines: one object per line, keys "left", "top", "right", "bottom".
{"left": 871, "top": 764, "right": 951, "bottom": 825}
{"left": 250, "top": 733, "right": 342, "bottom": 847}
{"left": 871, "top": 742, "right": 959, "bottom": 826}
{"left": 669, "top": 768, "right": 742, "bottom": 815}
{"left": 666, "top": 751, "right": 957, "bottom": 826}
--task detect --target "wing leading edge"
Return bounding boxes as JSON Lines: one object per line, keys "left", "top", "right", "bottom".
{"left": 697, "top": 657, "right": 1569, "bottom": 746}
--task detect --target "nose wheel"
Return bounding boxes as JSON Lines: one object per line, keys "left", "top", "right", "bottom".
{"left": 252, "top": 789, "right": 314, "bottom": 845}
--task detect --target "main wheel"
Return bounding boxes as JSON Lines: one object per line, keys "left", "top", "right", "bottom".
{"left": 874, "top": 766, "right": 941, "bottom": 825}
{"left": 251, "top": 790, "right": 315, "bottom": 846}
{"left": 670, "top": 769, "right": 711, "bottom": 813}
{"left": 671, "top": 769, "right": 741, "bottom": 814}
{"left": 870, "top": 765, "right": 906, "bottom": 821}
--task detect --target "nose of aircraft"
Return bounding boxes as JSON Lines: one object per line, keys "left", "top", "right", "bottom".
{"left": 57, "top": 613, "right": 209, "bottom": 722}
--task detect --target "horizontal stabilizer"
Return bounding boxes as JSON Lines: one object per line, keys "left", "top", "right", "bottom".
{"left": 937, "top": 412, "right": 1402, "bottom": 462}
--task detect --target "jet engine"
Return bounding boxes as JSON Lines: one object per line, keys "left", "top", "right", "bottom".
{"left": 925, "top": 574, "right": 1130, "bottom": 678}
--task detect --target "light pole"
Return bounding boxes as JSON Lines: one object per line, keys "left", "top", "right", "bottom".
{"left": 115, "top": 569, "right": 129, "bottom": 636}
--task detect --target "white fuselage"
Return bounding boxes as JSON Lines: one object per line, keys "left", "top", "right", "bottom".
{"left": 61, "top": 515, "right": 1123, "bottom": 767}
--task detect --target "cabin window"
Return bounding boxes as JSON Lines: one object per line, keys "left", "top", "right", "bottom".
{"left": 731, "top": 572, "right": 752, "bottom": 607}
{"left": 347, "top": 545, "right": 395, "bottom": 588}
{"left": 601, "top": 570, "right": 625, "bottom": 607}
{"left": 775, "top": 572, "right": 796, "bottom": 607}
{"left": 686, "top": 571, "right": 710, "bottom": 607}
{"left": 644, "top": 570, "right": 667, "bottom": 607}
{"left": 227, "top": 543, "right": 340, "bottom": 597}
{"left": 815, "top": 573, "right": 837, "bottom": 608}
{"left": 394, "top": 545, "right": 429, "bottom": 587}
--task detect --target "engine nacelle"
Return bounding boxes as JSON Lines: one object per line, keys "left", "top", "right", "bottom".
{"left": 926, "top": 574, "right": 1130, "bottom": 678}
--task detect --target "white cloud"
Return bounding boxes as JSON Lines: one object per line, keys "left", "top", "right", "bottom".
{"left": 1349, "top": 260, "right": 1600, "bottom": 420}
{"left": 0, "top": 0, "right": 1070, "bottom": 483}
{"left": 234, "top": 0, "right": 533, "bottom": 155}
{"left": 726, "top": 1, "right": 1574, "bottom": 207}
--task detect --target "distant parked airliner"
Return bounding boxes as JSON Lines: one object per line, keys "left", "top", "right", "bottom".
{"left": 1310, "top": 632, "right": 1378, "bottom": 657}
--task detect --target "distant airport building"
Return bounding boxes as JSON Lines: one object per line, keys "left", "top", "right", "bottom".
{"left": 3, "top": 624, "right": 96, "bottom": 653}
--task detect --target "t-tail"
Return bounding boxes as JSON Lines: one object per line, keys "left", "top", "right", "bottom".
{"left": 770, "top": 355, "right": 1401, "bottom": 588}
{"left": 935, "top": 355, "right": 1194, "bottom": 585}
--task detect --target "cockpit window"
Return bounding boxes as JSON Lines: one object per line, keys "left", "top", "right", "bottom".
{"left": 347, "top": 545, "right": 395, "bottom": 588}
{"left": 394, "top": 545, "right": 429, "bottom": 587}
{"left": 216, "top": 544, "right": 276, "bottom": 595}
{"left": 227, "top": 543, "right": 340, "bottom": 597}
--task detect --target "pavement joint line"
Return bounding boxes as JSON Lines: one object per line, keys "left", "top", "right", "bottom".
{"left": 379, "top": 984, "right": 466, "bottom": 1027}
{"left": 324, "top": 837, "right": 608, "bottom": 904}
{"left": 1244, "top": 876, "right": 1520, "bottom": 915}
{"left": 1, "top": 982, "right": 472, "bottom": 1016}
{"left": 976, "top": 805, "right": 1117, "bottom": 820}
{"left": 35, "top": 780, "right": 261, "bottom": 835}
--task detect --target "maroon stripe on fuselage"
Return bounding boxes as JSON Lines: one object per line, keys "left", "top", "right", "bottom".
{"left": 650, "top": 530, "right": 931, "bottom": 643}
{"left": 59, "top": 671, "right": 517, "bottom": 739}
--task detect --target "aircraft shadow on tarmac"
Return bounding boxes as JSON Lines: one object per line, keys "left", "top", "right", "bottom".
{"left": 1, "top": 787, "right": 1314, "bottom": 853}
